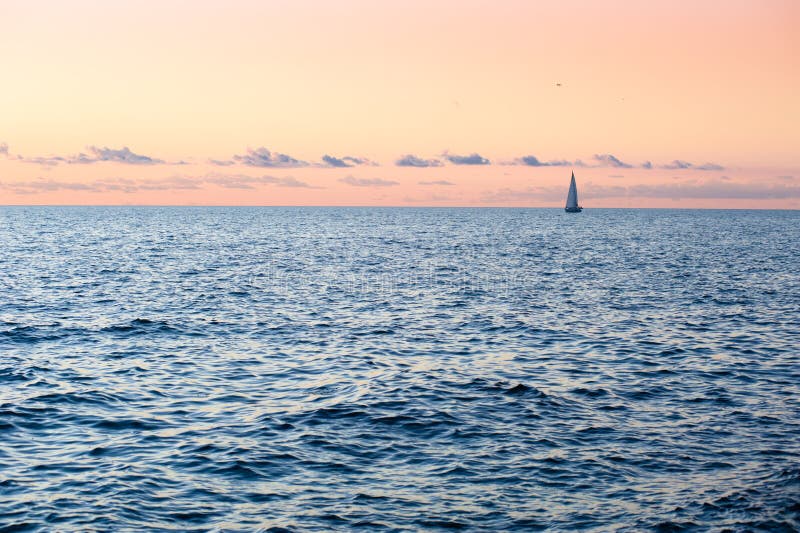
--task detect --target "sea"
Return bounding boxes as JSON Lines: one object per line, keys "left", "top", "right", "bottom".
{"left": 0, "top": 206, "right": 798, "bottom": 532}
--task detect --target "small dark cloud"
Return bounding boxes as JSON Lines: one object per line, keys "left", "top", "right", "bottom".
{"left": 519, "top": 155, "right": 546, "bottom": 167}
{"left": 660, "top": 160, "right": 725, "bottom": 171}
{"left": 0, "top": 143, "right": 8, "bottom": 156}
{"left": 662, "top": 160, "right": 693, "bottom": 170}
{"left": 608, "top": 174, "right": 624, "bottom": 178}
{"left": 777, "top": 175, "right": 795, "bottom": 181}
{"left": 695, "top": 162, "right": 725, "bottom": 171}
{"left": 235, "top": 147, "right": 308, "bottom": 168}
{"left": 320, "top": 154, "right": 372, "bottom": 168}
{"left": 419, "top": 180, "right": 455, "bottom": 186}
{"left": 339, "top": 176, "right": 398, "bottom": 187}
{"left": 13, "top": 145, "right": 167, "bottom": 166}
{"left": 516, "top": 155, "right": 573, "bottom": 167}
{"left": 82, "top": 146, "right": 165, "bottom": 165}
{"left": 641, "top": 161, "right": 653, "bottom": 169}
{"left": 444, "top": 152, "right": 490, "bottom": 165}
{"left": 594, "top": 154, "right": 633, "bottom": 168}
{"left": 212, "top": 147, "right": 309, "bottom": 168}
{"left": 322, "top": 155, "right": 352, "bottom": 168}
{"left": 345, "top": 156, "right": 373, "bottom": 166}
{"left": 70, "top": 153, "right": 95, "bottom": 164}
{"left": 395, "top": 154, "right": 443, "bottom": 167}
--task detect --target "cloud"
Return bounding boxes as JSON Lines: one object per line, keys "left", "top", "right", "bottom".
{"left": 81, "top": 146, "right": 165, "bottom": 165}
{"left": 0, "top": 143, "right": 8, "bottom": 157}
{"left": 201, "top": 173, "right": 319, "bottom": 189}
{"left": 593, "top": 154, "right": 633, "bottom": 168}
{"left": 322, "top": 155, "right": 353, "bottom": 168}
{"left": 0, "top": 179, "right": 100, "bottom": 193}
{"left": 695, "top": 162, "right": 725, "bottom": 171}
{"left": 444, "top": 152, "right": 490, "bottom": 165}
{"left": 395, "top": 154, "right": 443, "bottom": 167}
{"left": 482, "top": 180, "right": 800, "bottom": 203}
{"left": 0, "top": 173, "right": 321, "bottom": 194}
{"left": 482, "top": 186, "right": 566, "bottom": 203}
{"left": 660, "top": 160, "right": 725, "bottom": 171}
{"left": 339, "top": 176, "right": 398, "bottom": 187}
{"left": 623, "top": 181, "right": 799, "bottom": 199}
{"left": 126, "top": 176, "right": 201, "bottom": 190}
{"left": 419, "top": 180, "right": 455, "bottom": 186}
{"left": 203, "top": 174, "right": 266, "bottom": 189}
{"left": 597, "top": 154, "right": 726, "bottom": 171}
{"left": 320, "top": 154, "right": 372, "bottom": 168}
{"left": 518, "top": 155, "right": 547, "bottom": 167}
{"left": 582, "top": 180, "right": 800, "bottom": 200}
{"left": 10, "top": 145, "right": 167, "bottom": 166}
{"left": 516, "top": 155, "right": 573, "bottom": 167}
{"left": 276, "top": 176, "right": 318, "bottom": 188}
{"left": 0, "top": 176, "right": 202, "bottom": 194}
{"left": 91, "top": 178, "right": 140, "bottom": 193}
{"left": 212, "top": 147, "right": 309, "bottom": 168}
{"left": 662, "top": 160, "right": 693, "bottom": 169}
{"left": 23, "top": 156, "right": 67, "bottom": 166}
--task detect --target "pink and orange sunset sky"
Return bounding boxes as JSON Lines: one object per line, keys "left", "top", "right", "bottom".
{"left": 1, "top": 0, "right": 798, "bottom": 207}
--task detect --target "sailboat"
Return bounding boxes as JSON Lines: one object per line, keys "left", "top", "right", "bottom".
{"left": 565, "top": 172, "right": 582, "bottom": 213}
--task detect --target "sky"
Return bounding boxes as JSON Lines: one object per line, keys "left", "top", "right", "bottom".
{"left": 1, "top": 0, "right": 798, "bottom": 207}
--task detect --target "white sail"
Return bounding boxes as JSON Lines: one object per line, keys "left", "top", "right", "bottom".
{"left": 566, "top": 172, "right": 579, "bottom": 209}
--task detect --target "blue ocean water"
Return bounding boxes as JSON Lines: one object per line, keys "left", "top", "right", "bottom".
{"left": 0, "top": 206, "right": 798, "bottom": 532}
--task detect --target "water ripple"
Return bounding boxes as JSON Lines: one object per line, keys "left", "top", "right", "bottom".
{"left": 0, "top": 207, "right": 798, "bottom": 531}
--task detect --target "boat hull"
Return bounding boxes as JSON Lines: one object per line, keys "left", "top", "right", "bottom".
{"left": 565, "top": 207, "right": 583, "bottom": 213}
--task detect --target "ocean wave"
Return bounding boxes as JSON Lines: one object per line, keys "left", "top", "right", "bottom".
{"left": 0, "top": 207, "right": 798, "bottom": 530}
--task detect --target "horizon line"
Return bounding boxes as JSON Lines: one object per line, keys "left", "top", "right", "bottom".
{"left": 1, "top": 204, "right": 798, "bottom": 211}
